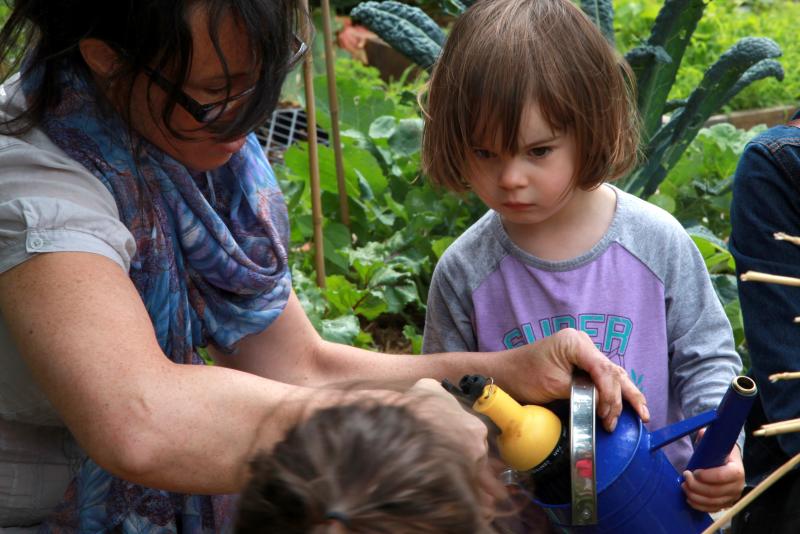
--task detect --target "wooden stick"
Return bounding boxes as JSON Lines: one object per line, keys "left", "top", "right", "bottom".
{"left": 770, "top": 371, "right": 800, "bottom": 382}
{"left": 753, "top": 421, "right": 800, "bottom": 437}
{"left": 319, "top": 0, "right": 350, "bottom": 227}
{"left": 740, "top": 271, "right": 800, "bottom": 287}
{"left": 300, "top": 0, "right": 326, "bottom": 288}
{"left": 701, "top": 452, "right": 800, "bottom": 534}
{"left": 774, "top": 232, "right": 800, "bottom": 246}
{"left": 758, "top": 416, "right": 800, "bottom": 430}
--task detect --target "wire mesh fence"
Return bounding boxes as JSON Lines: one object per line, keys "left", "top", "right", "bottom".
{"left": 256, "top": 107, "right": 330, "bottom": 164}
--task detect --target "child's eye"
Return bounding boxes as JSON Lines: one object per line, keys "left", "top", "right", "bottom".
{"left": 472, "top": 148, "right": 495, "bottom": 159}
{"left": 529, "top": 146, "right": 552, "bottom": 158}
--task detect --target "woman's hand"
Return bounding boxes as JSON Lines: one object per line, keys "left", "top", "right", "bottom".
{"left": 407, "top": 378, "right": 489, "bottom": 463}
{"left": 682, "top": 434, "right": 745, "bottom": 512}
{"left": 406, "top": 378, "right": 504, "bottom": 522}
{"left": 500, "top": 328, "right": 649, "bottom": 432}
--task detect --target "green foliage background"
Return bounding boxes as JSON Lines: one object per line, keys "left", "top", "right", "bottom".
{"left": 614, "top": 0, "right": 800, "bottom": 111}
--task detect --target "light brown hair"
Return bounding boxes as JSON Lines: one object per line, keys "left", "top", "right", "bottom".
{"left": 235, "top": 402, "right": 494, "bottom": 533}
{"left": 421, "top": 0, "right": 640, "bottom": 192}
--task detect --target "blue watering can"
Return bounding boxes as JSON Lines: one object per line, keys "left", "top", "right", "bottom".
{"left": 444, "top": 374, "right": 757, "bottom": 533}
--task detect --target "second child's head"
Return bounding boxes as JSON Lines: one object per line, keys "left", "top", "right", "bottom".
{"left": 422, "top": 0, "right": 639, "bottom": 221}
{"left": 235, "top": 402, "right": 494, "bottom": 533}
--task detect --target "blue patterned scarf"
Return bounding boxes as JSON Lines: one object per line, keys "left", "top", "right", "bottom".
{"left": 25, "top": 64, "right": 292, "bottom": 533}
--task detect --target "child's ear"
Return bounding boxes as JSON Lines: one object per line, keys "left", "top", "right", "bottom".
{"left": 78, "top": 38, "right": 122, "bottom": 78}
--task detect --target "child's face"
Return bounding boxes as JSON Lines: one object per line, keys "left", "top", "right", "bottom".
{"left": 467, "top": 101, "right": 578, "bottom": 228}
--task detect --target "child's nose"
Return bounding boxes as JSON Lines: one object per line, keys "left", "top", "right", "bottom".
{"left": 498, "top": 160, "right": 527, "bottom": 189}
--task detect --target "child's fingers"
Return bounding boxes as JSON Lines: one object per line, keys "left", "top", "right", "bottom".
{"left": 684, "top": 491, "right": 738, "bottom": 513}
{"left": 682, "top": 470, "right": 743, "bottom": 499}
{"left": 690, "top": 463, "right": 744, "bottom": 485}
{"left": 681, "top": 469, "right": 743, "bottom": 512}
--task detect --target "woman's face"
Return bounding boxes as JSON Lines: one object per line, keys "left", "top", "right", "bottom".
{"left": 125, "top": 6, "right": 257, "bottom": 171}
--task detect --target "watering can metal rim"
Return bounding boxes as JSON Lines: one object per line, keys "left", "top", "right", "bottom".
{"left": 570, "top": 372, "right": 597, "bottom": 525}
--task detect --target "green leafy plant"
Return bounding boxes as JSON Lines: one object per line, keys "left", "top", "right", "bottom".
{"left": 615, "top": 0, "right": 800, "bottom": 112}
{"left": 623, "top": 4, "right": 782, "bottom": 197}
{"left": 349, "top": 0, "right": 784, "bottom": 199}
{"left": 278, "top": 58, "right": 485, "bottom": 350}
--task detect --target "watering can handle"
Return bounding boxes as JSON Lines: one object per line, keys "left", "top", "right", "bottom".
{"left": 570, "top": 372, "right": 597, "bottom": 525}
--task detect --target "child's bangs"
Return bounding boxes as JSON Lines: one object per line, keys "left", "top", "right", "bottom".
{"left": 462, "top": 55, "right": 532, "bottom": 156}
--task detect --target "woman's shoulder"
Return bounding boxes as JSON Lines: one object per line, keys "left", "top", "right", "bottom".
{"left": 0, "top": 74, "right": 119, "bottom": 218}
{"left": 0, "top": 77, "right": 135, "bottom": 274}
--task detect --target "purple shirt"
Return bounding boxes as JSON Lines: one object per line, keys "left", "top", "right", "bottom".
{"left": 423, "top": 186, "right": 741, "bottom": 470}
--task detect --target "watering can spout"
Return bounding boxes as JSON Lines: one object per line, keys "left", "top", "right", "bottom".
{"left": 687, "top": 375, "right": 757, "bottom": 470}
{"left": 649, "top": 375, "right": 757, "bottom": 468}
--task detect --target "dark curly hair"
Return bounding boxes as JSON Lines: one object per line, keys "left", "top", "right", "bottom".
{"left": 0, "top": 0, "right": 306, "bottom": 140}
{"left": 235, "top": 402, "right": 494, "bottom": 533}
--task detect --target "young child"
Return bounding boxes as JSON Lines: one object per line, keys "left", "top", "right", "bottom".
{"left": 234, "top": 401, "right": 499, "bottom": 534}
{"left": 420, "top": 0, "right": 744, "bottom": 513}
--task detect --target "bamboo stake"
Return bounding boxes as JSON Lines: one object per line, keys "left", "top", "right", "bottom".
{"left": 700, "top": 452, "right": 800, "bottom": 534}
{"left": 774, "top": 232, "right": 800, "bottom": 246}
{"left": 770, "top": 371, "right": 800, "bottom": 382}
{"left": 753, "top": 420, "right": 800, "bottom": 437}
{"left": 300, "top": 0, "right": 326, "bottom": 288}
{"left": 758, "top": 416, "right": 800, "bottom": 430}
{"left": 740, "top": 271, "right": 800, "bottom": 288}
{"left": 319, "top": 0, "right": 350, "bottom": 227}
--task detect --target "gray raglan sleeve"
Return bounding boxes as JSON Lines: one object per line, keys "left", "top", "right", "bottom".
{"left": 663, "top": 228, "right": 742, "bottom": 422}
{"left": 422, "top": 251, "right": 479, "bottom": 354}
{"left": 658, "top": 223, "right": 745, "bottom": 454}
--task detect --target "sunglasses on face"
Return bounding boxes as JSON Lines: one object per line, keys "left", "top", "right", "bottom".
{"left": 139, "top": 34, "right": 308, "bottom": 124}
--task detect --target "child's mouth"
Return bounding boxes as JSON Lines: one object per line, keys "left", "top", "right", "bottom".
{"left": 502, "top": 202, "right": 534, "bottom": 211}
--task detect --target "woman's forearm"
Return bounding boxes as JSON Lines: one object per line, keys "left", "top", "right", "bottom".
{"left": 0, "top": 253, "right": 376, "bottom": 493}
{"left": 103, "top": 361, "right": 370, "bottom": 493}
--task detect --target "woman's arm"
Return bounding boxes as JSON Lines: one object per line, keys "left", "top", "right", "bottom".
{"left": 1, "top": 250, "right": 644, "bottom": 497}
{"left": 0, "top": 252, "right": 397, "bottom": 494}
{"left": 214, "top": 291, "right": 649, "bottom": 432}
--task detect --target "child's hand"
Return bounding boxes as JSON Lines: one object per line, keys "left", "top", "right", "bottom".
{"left": 681, "top": 436, "right": 744, "bottom": 512}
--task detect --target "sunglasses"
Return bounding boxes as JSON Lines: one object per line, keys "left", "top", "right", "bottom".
{"left": 140, "top": 34, "right": 308, "bottom": 124}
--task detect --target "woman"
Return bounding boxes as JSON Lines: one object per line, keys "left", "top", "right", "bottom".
{"left": 0, "top": 0, "right": 647, "bottom": 531}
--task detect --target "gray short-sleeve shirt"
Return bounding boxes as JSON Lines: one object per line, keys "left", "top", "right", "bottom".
{"left": 0, "top": 74, "right": 135, "bottom": 526}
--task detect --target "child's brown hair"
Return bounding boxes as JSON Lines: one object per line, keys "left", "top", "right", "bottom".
{"left": 235, "top": 402, "right": 493, "bottom": 533}
{"left": 422, "top": 0, "right": 640, "bottom": 192}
